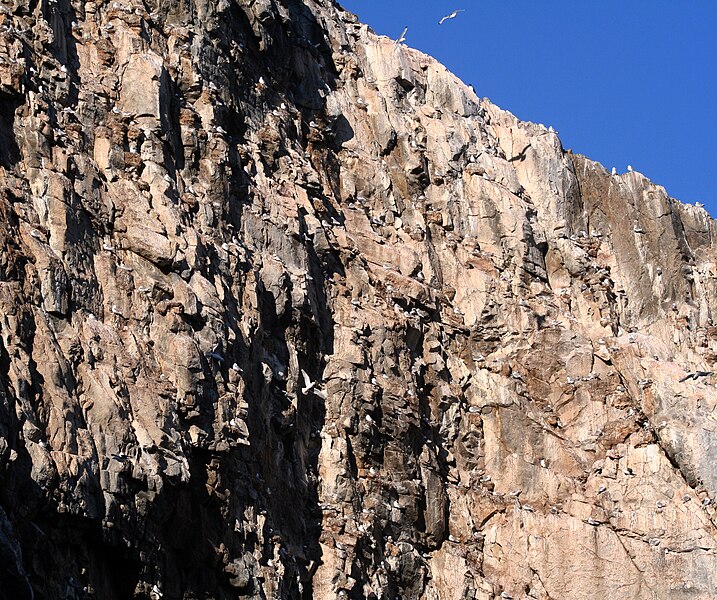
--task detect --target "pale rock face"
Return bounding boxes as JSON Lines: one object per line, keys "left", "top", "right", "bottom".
{"left": 0, "top": 0, "right": 715, "bottom": 598}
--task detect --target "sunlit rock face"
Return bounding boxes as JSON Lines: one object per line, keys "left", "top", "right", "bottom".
{"left": 1, "top": 0, "right": 716, "bottom": 598}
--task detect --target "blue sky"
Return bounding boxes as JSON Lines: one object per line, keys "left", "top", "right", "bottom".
{"left": 338, "top": 1, "right": 717, "bottom": 215}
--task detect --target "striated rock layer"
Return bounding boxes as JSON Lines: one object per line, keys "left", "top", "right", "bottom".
{"left": 0, "top": 0, "right": 716, "bottom": 598}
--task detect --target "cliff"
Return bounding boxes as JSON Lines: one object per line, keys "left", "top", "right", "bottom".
{"left": 0, "top": 0, "right": 716, "bottom": 598}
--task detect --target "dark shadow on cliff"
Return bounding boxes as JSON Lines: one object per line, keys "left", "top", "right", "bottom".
{"left": 0, "top": 0, "right": 346, "bottom": 597}
{"left": 177, "top": 1, "right": 343, "bottom": 596}
{"left": 0, "top": 94, "right": 21, "bottom": 169}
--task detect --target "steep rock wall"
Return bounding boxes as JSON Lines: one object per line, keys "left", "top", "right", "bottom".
{"left": 0, "top": 0, "right": 716, "bottom": 598}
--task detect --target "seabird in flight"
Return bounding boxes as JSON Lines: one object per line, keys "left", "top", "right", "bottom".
{"left": 301, "top": 369, "right": 327, "bottom": 399}
{"left": 395, "top": 26, "right": 408, "bottom": 44}
{"left": 301, "top": 369, "right": 316, "bottom": 394}
{"left": 439, "top": 9, "right": 465, "bottom": 25}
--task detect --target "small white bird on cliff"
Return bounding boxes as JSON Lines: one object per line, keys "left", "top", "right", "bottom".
{"left": 396, "top": 26, "right": 408, "bottom": 44}
{"left": 627, "top": 165, "right": 634, "bottom": 172}
{"left": 438, "top": 9, "right": 465, "bottom": 25}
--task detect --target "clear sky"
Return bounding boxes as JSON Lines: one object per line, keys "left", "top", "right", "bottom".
{"left": 338, "top": 1, "right": 717, "bottom": 215}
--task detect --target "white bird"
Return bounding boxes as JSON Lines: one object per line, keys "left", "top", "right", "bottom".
{"left": 395, "top": 26, "right": 408, "bottom": 44}
{"left": 301, "top": 369, "right": 316, "bottom": 394}
{"left": 438, "top": 9, "right": 465, "bottom": 25}
{"left": 627, "top": 165, "right": 634, "bottom": 172}
{"left": 611, "top": 167, "right": 617, "bottom": 175}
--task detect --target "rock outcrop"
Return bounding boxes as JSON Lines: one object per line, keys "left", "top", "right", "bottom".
{"left": 1, "top": 0, "right": 716, "bottom": 598}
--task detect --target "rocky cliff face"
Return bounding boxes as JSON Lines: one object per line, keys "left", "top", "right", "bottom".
{"left": 1, "top": 0, "right": 716, "bottom": 598}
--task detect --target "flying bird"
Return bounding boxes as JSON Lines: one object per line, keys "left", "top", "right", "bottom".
{"left": 395, "top": 26, "right": 408, "bottom": 44}
{"left": 439, "top": 9, "right": 465, "bottom": 25}
{"left": 301, "top": 369, "right": 316, "bottom": 394}
{"left": 679, "top": 370, "right": 713, "bottom": 383}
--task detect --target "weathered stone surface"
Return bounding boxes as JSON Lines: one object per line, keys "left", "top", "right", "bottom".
{"left": 0, "top": 0, "right": 716, "bottom": 598}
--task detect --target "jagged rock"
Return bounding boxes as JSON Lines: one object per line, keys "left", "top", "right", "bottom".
{"left": 0, "top": 1, "right": 715, "bottom": 599}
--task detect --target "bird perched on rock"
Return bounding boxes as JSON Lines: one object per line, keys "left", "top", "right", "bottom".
{"left": 150, "top": 584, "right": 163, "bottom": 599}
{"left": 438, "top": 9, "right": 465, "bottom": 25}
